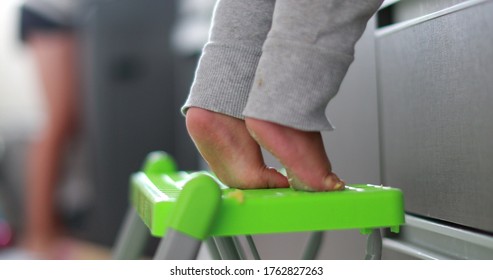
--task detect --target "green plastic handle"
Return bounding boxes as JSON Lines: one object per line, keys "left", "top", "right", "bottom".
{"left": 142, "top": 151, "right": 177, "bottom": 175}
{"left": 168, "top": 173, "right": 222, "bottom": 240}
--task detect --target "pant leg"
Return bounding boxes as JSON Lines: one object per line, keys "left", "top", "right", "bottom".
{"left": 243, "top": 0, "right": 384, "bottom": 131}
{"left": 182, "top": 0, "right": 276, "bottom": 119}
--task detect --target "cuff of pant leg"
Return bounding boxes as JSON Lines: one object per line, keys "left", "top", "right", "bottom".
{"left": 181, "top": 42, "right": 262, "bottom": 119}
{"left": 242, "top": 39, "right": 354, "bottom": 131}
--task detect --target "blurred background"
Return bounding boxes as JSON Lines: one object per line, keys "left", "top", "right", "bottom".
{"left": 0, "top": 0, "right": 384, "bottom": 260}
{"left": 0, "top": 0, "right": 215, "bottom": 259}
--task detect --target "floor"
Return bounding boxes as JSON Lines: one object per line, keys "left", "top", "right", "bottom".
{"left": 0, "top": 237, "right": 112, "bottom": 260}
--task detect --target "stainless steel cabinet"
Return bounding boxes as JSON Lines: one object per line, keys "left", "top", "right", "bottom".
{"left": 377, "top": 0, "right": 493, "bottom": 233}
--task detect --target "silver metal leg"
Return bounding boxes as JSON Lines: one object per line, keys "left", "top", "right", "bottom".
{"left": 112, "top": 207, "right": 150, "bottom": 259}
{"left": 365, "top": 228, "right": 382, "bottom": 260}
{"left": 153, "top": 228, "right": 203, "bottom": 260}
{"left": 213, "top": 237, "right": 242, "bottom": 260}
{"left": 246, "top": 235, "right": 261, "bottom": 260}
{"left": 205, "top": 238, "right": 222, "bottom": 260}
{"left": 302, "top": 231, "right": 324, "bottom": 260}
{"left": 232, "top": 237, "right": 247, "bottom": 259}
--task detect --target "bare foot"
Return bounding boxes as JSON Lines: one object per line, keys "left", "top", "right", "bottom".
{"left": 186, "top": 107, "right": 289, "bottom": 189}
{"left": 245, "top": 117, "right": 345, "bottom": 191}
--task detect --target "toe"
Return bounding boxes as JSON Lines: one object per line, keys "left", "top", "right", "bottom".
{"left": 323, "top": 173, "right": 345, "bottom": 191}
{"left": 261, "top": 167, "right": 290, "bottom": 189}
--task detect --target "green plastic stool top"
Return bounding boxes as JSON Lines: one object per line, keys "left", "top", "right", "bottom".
{"left": 130, "top": 152, "right": 405, "bottom": 240}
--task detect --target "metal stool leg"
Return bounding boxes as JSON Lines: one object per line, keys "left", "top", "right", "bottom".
{"left": 233, "top": 236, "right": 247, "bottom": 259}
{"left": 365, "top": 228, "right": 382, "bottom": 260}
{"left": 213, "top": 237, "right": 242, "bottom": 260}
{"left": 246, "top": 235, "right": 261, "bottom": 260}
{"left": 112, "top": 207, "right": 150, "bottom": 259}
{"left": 302, "top": 231, "right": 324, "bottom": 260}
{"left": 205, "top": 238, "right": 222, "bottom": 260}
{"left": 154, "top": 229, "right": 203, "bottom": 260}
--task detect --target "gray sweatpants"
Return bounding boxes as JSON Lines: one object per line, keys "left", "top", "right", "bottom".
{"left": 182, "top": 0, "right": 383, "bottom": 131}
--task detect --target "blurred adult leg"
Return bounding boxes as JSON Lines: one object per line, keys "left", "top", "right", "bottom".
{"left": 24, "top": 31, "right": 79, "bottom": 257}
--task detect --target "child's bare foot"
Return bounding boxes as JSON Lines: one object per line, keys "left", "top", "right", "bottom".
{"left": 245, "top": 117, "right": 345, "bottom": 191}
{"left": 186, "top": 107, "right": 289, "bottom": 189}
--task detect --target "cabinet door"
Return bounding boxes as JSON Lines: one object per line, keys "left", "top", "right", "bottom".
{"left": 376, "top": 0, "right": 493, "bottom": 233}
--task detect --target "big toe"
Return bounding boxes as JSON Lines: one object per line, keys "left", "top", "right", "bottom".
{"left": 322, "top": 173, "right": 345, "bottom": 191}
{"left": 286, "top": 169, "right": 345, "bottom": 192}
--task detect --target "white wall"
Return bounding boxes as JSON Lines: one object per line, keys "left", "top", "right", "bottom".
{"left": 0, "top": 0, "right": 49, "bottom": 239}
{"left": 0, "top": 0, "right": 44, "bottom": 134}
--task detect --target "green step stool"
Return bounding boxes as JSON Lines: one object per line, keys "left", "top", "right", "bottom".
{"left": 113, "top": 151, "right": 405, "bottom": 260}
